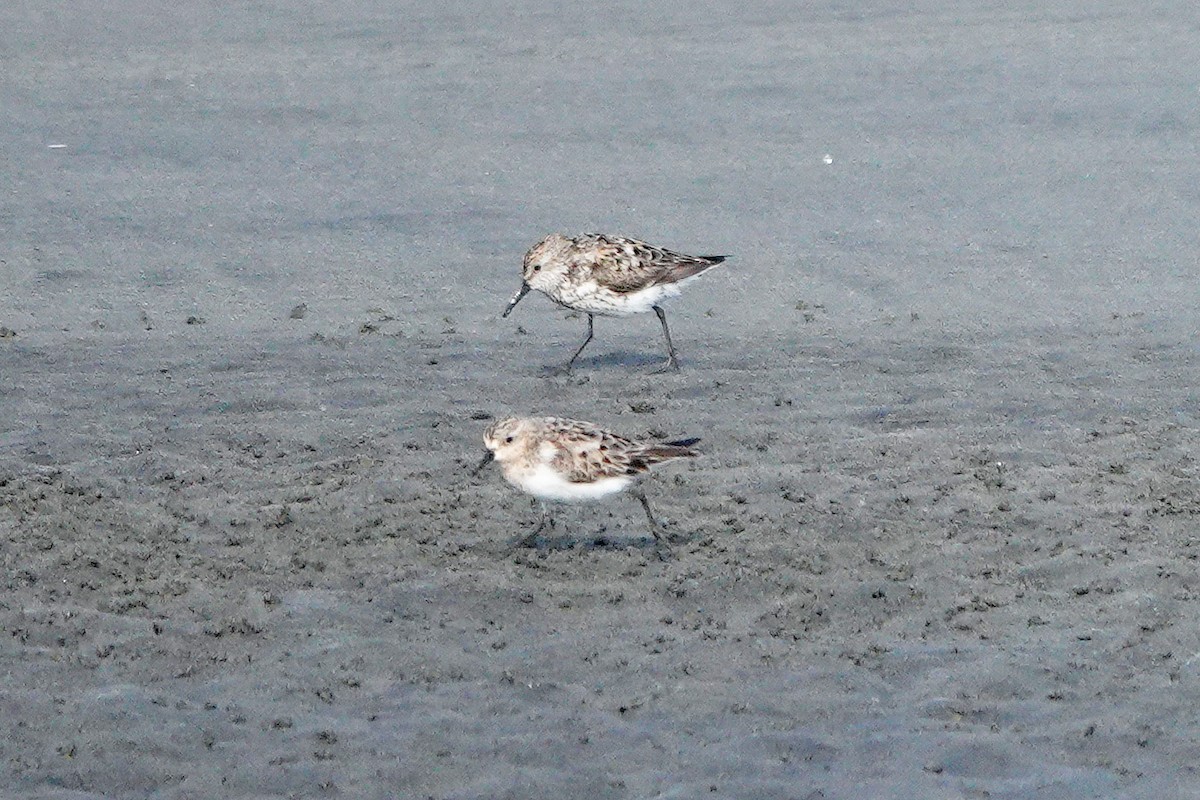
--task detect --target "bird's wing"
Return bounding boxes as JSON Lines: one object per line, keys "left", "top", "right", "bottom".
{"left": 574, "top": 234, "right": 727, "bottom": 294}
{"left": 545, "top": 419, "right": 649, "bottom": 482}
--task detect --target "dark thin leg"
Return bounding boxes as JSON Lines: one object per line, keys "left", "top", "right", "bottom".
{"left": 513, "top": 502, "right": 554, "bottom": 548}
{"left": 632, "top": 487, "right": 664, "bottom": 541}
{"left": 633, "top": 487, "right": 671, "bottom": 560}
{"left": 652, "top": 306, "right": 679, "bottom": 372}
{"left": 562, "top": 314, "right": 595, "bottom": 373}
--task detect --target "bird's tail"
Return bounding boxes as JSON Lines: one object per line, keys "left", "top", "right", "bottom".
{"left": 661, "top": 255, "right": 729, "bottom": 285}
{"left": 637, "top": 437, "right": 701, "bottom": 463}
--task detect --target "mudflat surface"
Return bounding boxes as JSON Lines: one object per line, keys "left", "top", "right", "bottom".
{"left": 2, "top": 3, "right": 1199, "bottom": 798}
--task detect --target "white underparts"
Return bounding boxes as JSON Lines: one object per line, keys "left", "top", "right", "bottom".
{"left": 508, "top": 463, "right": 634, "bottom": 502}
{"left": 545, "top": 277, "right": 699, "bottom": 318}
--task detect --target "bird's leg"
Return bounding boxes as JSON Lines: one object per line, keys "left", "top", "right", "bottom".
{"left": 632, "top": 487, "right": 664, "bottom": 541}
{"left": 651, "top": 306, "right": 680, "bottom": 372}
{"left": 513, "top": 502, "right": 554, "bottom": 549}
{"left": 633, "top": 487, "right": 672, "bottom": 560}
{"left": 562, "top": 314, "right": 595, "bottom": 373}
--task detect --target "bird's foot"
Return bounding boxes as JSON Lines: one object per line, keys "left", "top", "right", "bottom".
{"left": 651, "top": 539, "right": 672, "bottom": 561}
{"left": 651, "top": 358, "right": 681, "bottom": 375}
{"left": 508, "top": 530, "right": 539, "bottom": 551}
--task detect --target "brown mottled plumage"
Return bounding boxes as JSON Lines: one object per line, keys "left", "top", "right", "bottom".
{"left": 502, "top": 233, "right": 729, "bottom": 372}
{"left": 473, "top": 416, "right": 700, "bottom": 547}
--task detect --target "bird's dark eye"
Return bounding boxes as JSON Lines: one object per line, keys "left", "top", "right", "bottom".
{"left": 532, "top": 265, "right": 541, "bottom": 272}
{"left": 505, "top": 436, "right": 514, "bottom": 443}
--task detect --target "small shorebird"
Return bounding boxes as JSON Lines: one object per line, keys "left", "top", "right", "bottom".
{"left": 472, "top": 416, "right": 700, "bottom": 548}
{"left": 502, "top": 233, "right": 729, "bottom": 372}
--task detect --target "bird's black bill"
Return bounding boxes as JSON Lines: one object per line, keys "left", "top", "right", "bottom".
{"left": 471, "top": 450, "right": 495, "bottom": 477}
{"left": 502, "top": 283, "right": 531, "bottom": 318}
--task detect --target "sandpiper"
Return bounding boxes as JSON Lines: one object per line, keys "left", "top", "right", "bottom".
{"left": 473, "top": 415, "right": 700, "bottom": 547}
{"left": 503, "top": 233, "right": 729, "bottom": 372}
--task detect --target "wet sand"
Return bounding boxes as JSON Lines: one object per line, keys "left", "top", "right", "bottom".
{"left": 2, "top": 3, "right": 1199, "bottom": 798}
